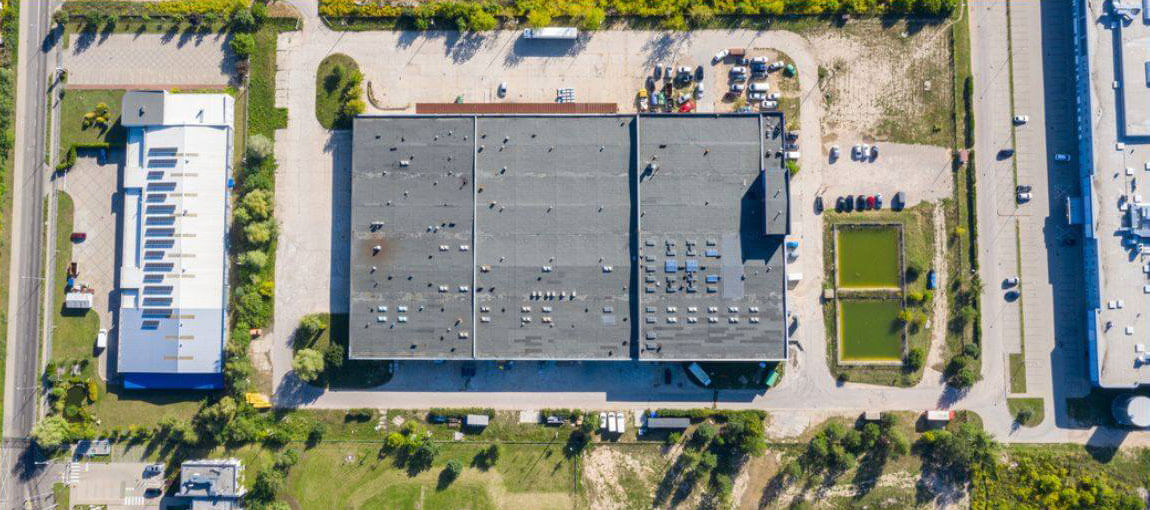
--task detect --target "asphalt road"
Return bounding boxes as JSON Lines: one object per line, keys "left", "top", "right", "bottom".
{"left": 0, "top": 0, "right": 59, "bottom": 507}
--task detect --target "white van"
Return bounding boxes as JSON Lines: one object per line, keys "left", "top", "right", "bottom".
{"left": 616, "top": 412, "right": 626, "bottom": 434}
{"left": 785, "top": 151, "right": 801, "bottom": 160}
{"left": 96, "top": 329, "right": 108, "bottom": 350}
{"left": 607, "top": 412, "right": 617, "bottom": 433}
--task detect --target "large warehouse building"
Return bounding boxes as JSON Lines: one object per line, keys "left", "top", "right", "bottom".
{"left": 116, "top": 91, "right": 232, "bottom": 389}
{"left": 348, "top": 113, "right": 790, "bottom": 362}
{"left": 1072, "top": 0, "right": 1150, "bottom": 389}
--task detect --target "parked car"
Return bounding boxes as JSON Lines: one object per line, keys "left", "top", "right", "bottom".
{"left": 1013, "top": 115, "right": 1029, "bottom": 124}
{"left": 856, "top": 195, "right": 867, "bottom": 210}
{"left": 844, "top": 195, "right": 855, "bottom": 212}
{"left": 96, "top": 329, "right": 108, "bottom": 350}
{"left": 600, "top": 412, "right": 608, "bottom": 430}
{"left": 729, "top": 83, "right": 746, "bottom": 93}
{"left": 497, "top": 82, "right": 508, "bottom": 97}
{"left": 760, "top": 100, "right": 778, "bottom": 110}
{"left": 750, "top": 62, "right": 768, "bottom": 75}
{"left": 830, "top": 145, "right": 840, "bottom": 160}
{"left": 750, "top": 56, "right": 769, "bottom": 63}
{"left": 927, "top": 270, "right": 937, "bottom": 290}
{"left": 875, "top": 193, "right": 883, "bottom": 209}
{"left": 861, "top": 144, "right": 871, "bottom": 158}
{"left": 664, "top": 64, "right": 673, "bottom": 81}
{"left": 769, "top": 60, "right": 785, "bottom": 71}
{"left": 835, "top": 196, "right": 845, "bottom": 212}
{"left": 70, "top": 232, "right": 87, "bottom": 243}
{"left": 866, "top": 195, "right": 875, "bottom": 209}
{"left": 695, "top": 65, "right": 704, "bottom": 81}
{"left": 1017, "top": 192, "right": 1032, "bottom": 203}
{"left": 654, "top": 65, "right": 663, "bottom": 80}
{"left": 712, "top": 49, "right": 729, "bottom": 63}
{"left": 998, "top": 148, "right": 1015, "bottom": 159}
{"left": 1054, "top": 153, "right": 1071, "bottom": 162}
{"left": 767, "top": 92, "right": 781, "bottom": 100}
{"left": 815, "top": 195, "right": 824, "bottom": 213}
{"left": 749, "top": 82, "right": 769, "bottom": 92}
{"left": 694, "top": 83, "right": 705, "bottom": 98}
{"left": 678, "top": 65, "right": 692, "bottom": 76}
{"left": 870, "top": 145, "right": 879, "bottom": 159}
{"left": 1003, "top": 276, "right": 1019, "bottom": 287}
{"left": 852, "top": 144, "right": 864, "bottom": 159}
{"left": 1005, "top": 290, "right": 1020, "bottom": 301}
{"left": 1016, "top": 185, "right": 1032, "bottom": 193}
{"left": 730, "top": 66, "right": 748, "bottom": 75}
{"left": 730, "top": 72, "right": 747, "bottom": 82}
{"left": 748, "top": 91, "right": 766, "bottom": 101}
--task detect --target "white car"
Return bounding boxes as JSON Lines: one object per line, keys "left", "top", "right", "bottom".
{"left": 1003, "top": 277, "right": 1019, "bottom": 287}
{"left": 1054, "top": 153, "right": 1071, "bottom": 162}
{"left": 760, "top": 100, "right": 778, "bottom": 109}
{"left": 607, "top": 412, "right": 617, "bottom": 433}
{"left": 599, "top": 412, "right": 608, "bottom": 430}
{"left": 497, "top": 82, "right": 508, "bottom": 97}
{"left": 1013, "top": 115, "right": 1029, "bottom": 124}
{"left": 712, "top": 49, "right": 729, "bottom": 63}
{"left": 769, "top": 60, "right": 785, "bottom": 71}
{"left": 750, "top": 56, "right": 769, "bottom": 63}
{"left": 730, "top": 66, "right": 748, "bottom": 75}
{"left": 678, "top": 66, "right": 692, "bottom": 76}
{"left": 749, "top": 82, "right": 769, "bottom": 92}
{"left": 96, "top": 328, "right": 108, "bottom": 350}
{"left": 1016, "top": 192, "right": 1032, "bottom": 203}
{"left": 861, "top": 144, "right": 871, "bottom": 157}
{"left": 766, "top": 92, "right": 780, "bottom": 100}
{"left": 729, "top": 83, "right": 746, "bottom": 93}
{"left": 748, "top": 91, "right": 766, "bottom": 101}
{"left": 694, "top": 83, "right": 705, "bottom": 98}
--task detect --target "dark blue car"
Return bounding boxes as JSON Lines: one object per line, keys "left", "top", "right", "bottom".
{"left": 927, "top": 270, "right": 937, "bottom": 290}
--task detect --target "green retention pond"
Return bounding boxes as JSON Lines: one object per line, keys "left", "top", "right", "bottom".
{"left": 838, "top": 299, "right": 904, "bottom": 362}
{"left": 836, "top": 225, "right": 901, "bottom": 289}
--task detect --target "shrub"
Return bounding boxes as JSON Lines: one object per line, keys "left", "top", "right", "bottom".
{"left": 250, "top": 469, "right": 285, "bottom": 502}
{"left": 525, "top": 9, "right": 551, "bottom": 28}
{"left": 246, "top": 133, "right": 274, "bottom": 163}
{"left": 274, "top": 448, "right": 300, "bottom": 470}
{"left": 237, "top": 250, "right": 268, "bottom": 269}
{"left": 962, "top": 343, "right": 981, "bottom": 359}
{"left": 230, "top": 33, "right": 256, "bottom": 59}
{"left": 347, "top": 408, "right": 375, "bottom": 422}
{"left": 31, "top": 416, "right": 71, "bottom": 449}
{"left": 292, "top": 349, "right": 325, "bottom": 382}
{"left": 578, "top": 7, "right": 605, "bottom": 30}
{"left": 385, "top": 431, "right": 406, "bottom": 451}
{"left": 230, "top": 7, "right": 257, "bottom": 31}
{"left": 691, "top": 423, "right": 716, "bottom": 447}
{"left": 307, "top": 421, "right": 327, "bottom": 444}
{"left": 905, "top": 347, "right": 925, "bottom": 371}
{"left": 443, "top": 459, "right": 463, "bottom": 481}
{"left": 86, "top": 380, "right": 99, "bottom": 402}
{"left": 243, "top": 220, "right": 276, "bottom": 245}
{"left": 665, "top": 431, "right": 682, "bottom": 445}
{"left": 56, "top": 146, "right": 77, "bottom": 171}
{"left": 1015, "top": 407, "right": 1034, "bottom": 425}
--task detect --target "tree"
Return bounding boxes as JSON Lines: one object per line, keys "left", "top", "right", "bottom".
{"left": 692, "top": 422, "right": 716, "bottom": 447}
{"left": 292, "top": 348, "right": 325, "bottom": 382}
{"left": 525, "top": 9, "right": 551, "bottom": 28}
{"left": 665, "top": 431, "right": 682, "bottom": 445}
{"left": 340, "top": 99, "right": 366, "bottom": 119}
{"left": 53, "top": 9, "right": 69, "bottom": 26}
{"left": 300, "top": 315, "right": 325, "bottom": 338}
{"left": 905, "top": 347, "right": 925, "bottom": 371}
{"left": 231, "top": 7, "right": 257, "bottom": 31}
{"left": 719, "top": 413, "right": 766, "bottom": 457}
{"left": 230, "top": 33, "right": 256, "bottom": 60}
{"left": 274, "top": 448, "right": 300, "bottom": 470}
{"left": 687, "top": 4, "right": 714, "bottom": 25}
{"left": 307, "top": 421, "right": 327, "bottom": 445}
{"left": 950, "top": 367, "right": 976, "bottom": 388}
{"left": 241, "top": 189, "right": 274, "bottom": 220}
{"left": 962, "top": 343, "right": 981, "bottom": 359}
{"left": 238, "top": 250, "right": 268, "bottom": 269}
{"left": 246, "top": 134, "right": 274, "bottom": 163}
{"left": 244, "top": 220, "right": 276, "bottom": 245}
{"left": 578, "top": 7, "right": 605, "bottom": 30}
{"left": 31, "top": 416, "right": 71, "bottom": 449}
{"left": 443, "top": 459, "right": 463, "bottom": 483}
{"left": 466, "top": 9, "right": 497, "bottom": 31}
{"left": 250, "top": 469, "right": 285, "bottom": 501}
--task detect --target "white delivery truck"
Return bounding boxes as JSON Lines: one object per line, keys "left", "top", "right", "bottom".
{"left": 522, "top": 27, "right": 579, "bottom": 40}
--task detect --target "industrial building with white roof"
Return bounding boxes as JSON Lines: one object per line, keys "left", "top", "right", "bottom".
{"left": 116, "top": 90, "right": 232, "bottom": 390}
{"left": 349, "top": 113, "right": 789, "bottom": 362}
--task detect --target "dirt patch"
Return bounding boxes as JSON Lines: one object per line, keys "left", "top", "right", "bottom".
{"left": 735, "top": 451, "right": 783, "bottom": 510}
{"left": 582, "top": 445, "right": 662, "bottom": 510}
{"left": 811, "top": 20, "right": 954, "bottom": 147}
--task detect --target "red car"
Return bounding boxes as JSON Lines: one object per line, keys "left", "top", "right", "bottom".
{"left": 866, "top": 196, "right": 875, "bottom": 209}
{"left": 70, "top": 232, "right": 87, "bottom": 242}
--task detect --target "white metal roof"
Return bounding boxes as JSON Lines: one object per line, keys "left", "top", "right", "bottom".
{"left": 116, "top": 91, "right": 232, "bottom": 376}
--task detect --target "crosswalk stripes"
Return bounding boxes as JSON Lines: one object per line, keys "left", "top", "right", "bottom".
{"left": 124, "top": 495, "right": 145, "bottom": 506}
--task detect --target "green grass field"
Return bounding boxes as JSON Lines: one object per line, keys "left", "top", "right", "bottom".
{"left": 1008, "top": 352, "right": 1026, "bottom": 393}
{"left": 315, "top": 53, "right": 359, "bottom": 129}
{"left": 57, "top": 89, "right": 126, "bottom": 160}
{"left": 1007, "top": 397, "right": 1044, "bottom": 427}
{"left": 50, "top": 192, "right": 100, "bottom": 364}
{"left": 278, "top": 443, "right": 576, "bottom": 509}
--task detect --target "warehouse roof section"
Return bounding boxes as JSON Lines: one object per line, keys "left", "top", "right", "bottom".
{"left": 474, "top": 116, "right": 634, "bottom": 359}
{"left": 636, "top": 114, "right": 788, "bottom": 361}
{"left": 349, "top": 116, "right": 476, "bottom": 359}
{"left": 116, "top": 91, "right": 233, "bottom": 388}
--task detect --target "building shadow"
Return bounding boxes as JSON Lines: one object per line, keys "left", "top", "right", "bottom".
{"left": 326, "top": 132, "right": 353, "bottom": 315}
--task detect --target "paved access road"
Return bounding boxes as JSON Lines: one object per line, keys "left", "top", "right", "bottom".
{"left": 1, "top": 1, "right": 64, "bottom": 508}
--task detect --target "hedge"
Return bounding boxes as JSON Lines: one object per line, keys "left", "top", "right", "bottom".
{"left": 428, "top": 407, "right": 495, "bottom": 418}
{"left": 62, "top": 0, "right": 252, "bottom": 17}
{"left": 320, "top": 0, "right": 956, "bottom": 24}
{"left": 652, "top": 409, "right": 767, "bottom": 422}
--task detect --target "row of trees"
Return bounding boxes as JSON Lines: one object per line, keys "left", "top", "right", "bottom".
{"left": 59, "top": 1, "right": 267, "bottom": 33}
{"left": 788, "top": 415, "right": 909, "bottom": 480}
{"left": 321, "top": 0, "right": 957, "bottom": 30}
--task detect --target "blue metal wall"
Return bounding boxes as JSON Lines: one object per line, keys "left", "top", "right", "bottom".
{"left": 1071, "top": 0, "right": 1104, "bottom": 386}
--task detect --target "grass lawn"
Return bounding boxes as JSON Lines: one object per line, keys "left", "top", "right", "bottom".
{"left": 57, "top": 89, "right": 126, "bottom": 160}
{"left": 1008, "top": 352, "right": 1026, "bottom": 393}
{"left": 315, "top": 53, "right": 359, "bottom": 129}
{"left": 50, "top": 192, "right": 101, "bottom": 364}
{"left": 280, "top": 443, "right": 576, "bottom": 509}
{"left": 250, "top": 25, "right": 289, "bottom": 138}
{"left": 293, "top": 313, "right": 393, "bottom": 388}
{"left": 973, "top": 445, "right": 1150, "bottom": 507}
{"left": 1007, "top": 398, "right": 1044, "bottom": 427}
{"left": 53, "top": 483, "right": 69, "bottom": 510}
{"left": 822, "top": 203, "right": 935, "bottom": 386}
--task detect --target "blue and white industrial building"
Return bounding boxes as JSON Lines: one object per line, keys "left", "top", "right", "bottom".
{"left": 116, "top": 90, "right": 232, "bottom": 390}
{"left": 1072, "top": 0, "right": 1150, "bottom": 391}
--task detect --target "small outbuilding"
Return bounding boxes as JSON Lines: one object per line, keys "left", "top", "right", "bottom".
{"left": 465, "top": 414, "right": 490, "bottom": 428}
{"left": 646, "top": 417, "right": 691, "bottom": 430}
{"left": 64, "top": 291, "right": 94, "bottom": 309}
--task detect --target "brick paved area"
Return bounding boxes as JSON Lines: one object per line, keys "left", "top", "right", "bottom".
{"left": 64, "top": 31, "right": 235, "bottom": 87}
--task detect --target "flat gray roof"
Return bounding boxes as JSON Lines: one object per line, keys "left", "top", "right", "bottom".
{"left": 637, "top": 115, "right": 788, "bottom": 360}
{"left": 350, "top": 114, "right": 788, "bottom": 361}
